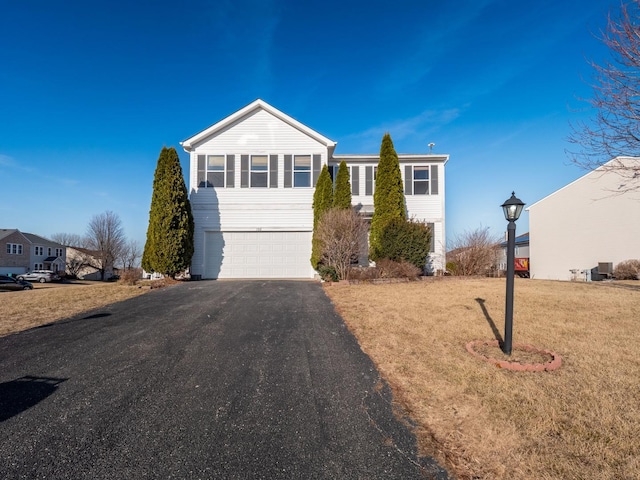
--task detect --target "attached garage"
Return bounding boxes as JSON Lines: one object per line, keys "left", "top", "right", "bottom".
{"left": 204, "top": 231, "right": 314, "bottom": 279}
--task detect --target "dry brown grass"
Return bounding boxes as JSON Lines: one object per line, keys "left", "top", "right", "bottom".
{"left": 324, "top": 277, "right": 640, "bottom": 480}
{"left": 0, "top": 281, "right": 153, "bottom": 337}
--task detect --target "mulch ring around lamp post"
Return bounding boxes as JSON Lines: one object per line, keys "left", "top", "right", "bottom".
{"left": 466, "top": 339, "right": 562, "bottom": 372}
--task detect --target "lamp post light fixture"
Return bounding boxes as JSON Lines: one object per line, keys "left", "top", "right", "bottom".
{"left": 501, "top": 192, "right": 525, "bottom": 355}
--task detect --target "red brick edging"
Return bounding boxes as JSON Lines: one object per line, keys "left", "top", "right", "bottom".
{"left": 466, "top": 339, "right": 562, "bottom": 372}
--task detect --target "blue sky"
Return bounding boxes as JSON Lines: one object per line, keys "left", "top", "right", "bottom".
{"left": 0, "top": 0, "right": 617, "bottom": 249}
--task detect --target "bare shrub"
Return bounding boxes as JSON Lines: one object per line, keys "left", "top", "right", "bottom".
{"left": 118, "top": 269, "right": 141, "bottom": 285}
{"left": 375, "top": 259, "right": 422, "bottom": 279}
{"left": 316, "top": 208, "right": 368, "bottom": 281}
{"left": 447, "top": 227, "right": 501, "bottom": 276}
{"left": 348, "top": 266, "right": 380, "bottom": 281}
{"left": 614, "top": 259, "right": 640, "bottom": 280}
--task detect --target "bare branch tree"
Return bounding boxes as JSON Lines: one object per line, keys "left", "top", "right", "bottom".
{"left": 86, "top": 211, "right": 126, "bottom": 280}
{"left": 447, "top": 227, "right": 501, "bottom": 276}
{"left": 568, "top": 1, "right": 640, "bottom": 192}
{"left": 119, "top": 239, "right": 142, "bottom": 270}
{"left": 50, "top": 232, "right": 88, "bottom": 248}
{"left": 316, "top": 208, "right": 369, "bottom": 281}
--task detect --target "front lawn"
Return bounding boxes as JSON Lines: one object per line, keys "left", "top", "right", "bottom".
{"left": 325, "top": 277, "right": 640, "bottom": 480}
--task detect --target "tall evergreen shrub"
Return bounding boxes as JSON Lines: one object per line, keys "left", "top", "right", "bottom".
{"left": 370, "top": 133, "right": 406, "bottom": 260}
{"left": 378, "top": 218, "right": 432, "bottom": 269}
{"left": 311, "top": 165, "right": 334, "bottom": 269}
{"left": 333, "top": 161, "right": 352, "bottom": 209}
{"left": 142, "top": 146, "right": 194, "bottom": 278}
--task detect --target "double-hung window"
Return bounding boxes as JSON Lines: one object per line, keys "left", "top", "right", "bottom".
{"left": 293, "top": 155, "right": 311, "bottom": 187}
{"left": 197, "top": 154, "right": 225, "bottom": 188}
{"left": 35, "top": 246, "right": 44, "bottom": 255}
{"left": 404, "top": 165, "right": 439, "bottom": 195}
{"left": 56, "top": 248, "right": 64, "bottom": 257}
{"left": 6, "top": 243, "right": 23, "bottom": 255}
{"left": 251, "top": 155, "right": 268, "bottom": 187}
{"left": 413, "top": 166, "right": 430, "bottom": 194}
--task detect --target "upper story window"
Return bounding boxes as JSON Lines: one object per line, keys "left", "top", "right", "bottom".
{"left": 404, "top": 165, "right": 439, "bottom": 196}
{"left": 6, "top": 243, "right": 23, "bottom": 255}
{"left": 47, "top": 247, "right": 52, "bottom": 256}
{"left": 198, "top": 154, "right": 225, "bottom": 188}
{"left": 294, "top": 155, "right": 311, "bottom": 187}
{"left": 240, "top": 154, "right": 276, "bottom": 188}
{"left": 413, "top": 166, "right": 430, "bottom": 194}
{"left": 35, "top": 246, "right": 44, "bottom": 256}
{"left": 251, "top": 155, "right": 268, "bottom": 187}
{"left": 56, "top": 248, "right": 64, "bottom": 257}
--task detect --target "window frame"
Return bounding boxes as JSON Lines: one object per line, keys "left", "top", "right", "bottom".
{"left": 413, "top": 166, "right": 430, "bottom": 195}
{"left": 293, "top": 155, "right": 311, "bottom": 188}
{"left": 250, "top": 155, "right": 269, "bottom": 188}
{"left": 197, "top": 154, "right": 227, "bottom": 188}
{"left": 6, "top": 243, "right": 23, "bottom": 255}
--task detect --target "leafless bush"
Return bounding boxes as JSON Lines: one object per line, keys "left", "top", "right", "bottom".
{"left": 348, "top": 260, "right": 421, "bottom": 280}
{"left": 118, "top": 269, "right": 141, "bottom": 285}
{"left": 447, "top": 227, "right": 501, "bottom": 276}
{"left": 316, "top": 208, "right": 368, "bottom": 281}
{"left": 376, "top": 258, "right": 422, "bottom": 279}
{"left": 348, "top": 266, "right": 380, "bottom": 281}
{"left": 614, "top": 259, "right": 640, "bottom": 280}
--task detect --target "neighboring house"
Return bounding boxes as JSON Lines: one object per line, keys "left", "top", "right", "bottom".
{"left": 142, "top": 269, "right": 164, "bottom": 280}
{"left": 65, "top": 246, "right": 115, "bottom": 280}
{"left": 181, "top": 99, "right": 448, "bottom": 279}
{"left": 0, "top": 229, "right": 66, "bottom": 275}
{"left": 497, "top": 232, "right": 530, "bottom": 276}
{"left": 527, "top": 157, "right": 640, "bottom": 281}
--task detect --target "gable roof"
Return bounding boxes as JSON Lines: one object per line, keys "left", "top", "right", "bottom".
{"left": 0, "top": 229, "right": 51, "bottom": 245}
{"left": 180, "top": 99, "right": 337, "bottom": 152}
{"left": 0, "top": 229, "right": 21, "bottom": 242}
{"left": 20, "top": 232, "right": 63, "bottom": 247}
{"left": 527, "top": 156, "right": 640, "bottom": 211}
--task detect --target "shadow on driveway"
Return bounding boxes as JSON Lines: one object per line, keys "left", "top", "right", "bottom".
{"left": 0, "top": 376, "right": 67, "bottom": 422}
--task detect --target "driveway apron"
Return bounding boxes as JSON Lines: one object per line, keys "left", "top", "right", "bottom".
{"left": 0, "top": 280, "right": 449, "bottom": 479}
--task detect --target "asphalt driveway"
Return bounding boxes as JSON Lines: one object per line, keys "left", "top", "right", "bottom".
{"left": 0, "top": 280, "right": 449, "bottom": 479}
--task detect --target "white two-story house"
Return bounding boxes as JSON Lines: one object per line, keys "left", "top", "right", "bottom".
{"left": 181, "top": 99, "right": 448, "bottom": 279}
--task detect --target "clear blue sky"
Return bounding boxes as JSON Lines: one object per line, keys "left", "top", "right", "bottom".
{"left": 0, "top": 0, "right": 616, "bottom": 249}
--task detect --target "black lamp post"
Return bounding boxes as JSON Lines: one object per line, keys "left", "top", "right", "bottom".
{"left": 501, "top": 192, "right": 525, "bottom": 355}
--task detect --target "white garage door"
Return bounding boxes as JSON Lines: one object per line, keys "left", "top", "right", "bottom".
{"left": 204, "top": 231, "right": 314, "bottom": 279}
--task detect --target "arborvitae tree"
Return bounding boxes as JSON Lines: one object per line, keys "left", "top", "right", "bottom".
{"left": 333, "top": 161, "right": 352, "bottom": 209}
{"left": 377, "top": 218, "right": 432, "bottom": 269}
{"left": 142, "top": 146, "right": 194, "bottom": 278}
{"left": 370, "top": 133, "right": 406, "bottom": 260}
{"left": 311, "top": 165, "right": 334, "bottom": 269}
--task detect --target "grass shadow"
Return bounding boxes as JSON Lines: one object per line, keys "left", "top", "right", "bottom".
{"left": 475, "top": 298, "right": 504, "bottom": 346}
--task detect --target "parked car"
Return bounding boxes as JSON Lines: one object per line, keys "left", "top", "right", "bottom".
{"left": 0, "top": 275, "right": 33, "bottom": 291}
{"left": 16, "top": 270, "right": 60, "bottom": 283}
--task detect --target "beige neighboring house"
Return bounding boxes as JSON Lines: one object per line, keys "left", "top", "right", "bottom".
{"left": 0, "top": 228, "right": 66, "bottom": 275}
{"left": 66, "top": 246, "right": 115, "bottom": 280}
{"left": 528, "top": 157, "right": 640, "bottom": 281}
